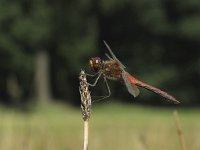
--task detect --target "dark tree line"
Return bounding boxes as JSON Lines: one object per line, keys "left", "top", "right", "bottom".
{"left": 0, "top": 0, "right": 199, "bottom": 106}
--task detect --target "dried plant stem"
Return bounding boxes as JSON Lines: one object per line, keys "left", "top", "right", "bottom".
{"left": 83, "top": 121, "right": 89, "bottom": 150}
{"left": 173, "top": 110, "right": 187, "bottom": 150}
{"left": 79, "top": 70, "right": 92, "bottom": 150}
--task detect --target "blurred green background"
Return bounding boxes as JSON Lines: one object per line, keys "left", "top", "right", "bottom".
{"left": 0, "top": 0, "right": 200, "bottom": 106}
{"left": 0, "top": 0, "right": 200, "bottom": 150}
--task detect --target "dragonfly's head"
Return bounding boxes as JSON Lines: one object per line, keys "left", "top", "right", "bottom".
{"left": 88, "top": 57, "right": 102, "bottom": 72}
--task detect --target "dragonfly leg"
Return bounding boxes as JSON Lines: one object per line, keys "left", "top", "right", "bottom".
{"left": 87, "top": 72, "right": 102, "bottom": 87}
{"left": 85, "top": 71, "right": 100, "bottom": 77}
{"left": 103, "top": 77, "right": 111, "bottom": 98}
{"left": 92, "top": 77, "right": 111, "bottom": 103}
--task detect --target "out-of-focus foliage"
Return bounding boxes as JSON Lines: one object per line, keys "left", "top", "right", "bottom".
{"left": 0, "top": 0, "right": 199, "bottom": 106}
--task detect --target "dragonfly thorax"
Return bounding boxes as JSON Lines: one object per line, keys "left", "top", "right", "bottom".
{"left": 88, "top": 57, "right": 102, "bottom": 72}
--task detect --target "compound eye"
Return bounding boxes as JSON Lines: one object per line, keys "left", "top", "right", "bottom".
{"left": 95, "top": 59, "right": 99, "bottom": 64}
{"left": 89, "top": 60, "right": 93, "bottom": 67}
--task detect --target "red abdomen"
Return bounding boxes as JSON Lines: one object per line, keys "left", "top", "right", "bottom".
{"left": 126, "top": 73, "right": 180, "bottom": 104}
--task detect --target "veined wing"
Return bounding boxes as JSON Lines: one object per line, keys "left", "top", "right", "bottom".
{"left": 122, "top": 71, "right": 140, "bottom": 98}
{"left": 103, "top": 40, "right": 126, "bottom": 69}
{"left": 103, "top": 41, "right": 139, "bottom": 98}
{"left": 105, "top": 53, "right": 113, "bottom": 60}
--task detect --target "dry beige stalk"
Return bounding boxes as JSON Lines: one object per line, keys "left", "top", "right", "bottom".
{"left": 79, "top": 70, "right": 92, "bottom": 150}
{"left": 173, "top": 110, "right": 187, "bottom": 150}
{"left": 79, "top": 70, "right": 91, "bottom": 121}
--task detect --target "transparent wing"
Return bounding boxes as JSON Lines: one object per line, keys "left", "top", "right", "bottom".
{"left": 122, "top": 71, "right": 140, "bottom": 98}
{"left": 103, "top": 40, "right": 126, "bottom": 69}
{"left": 105, "top": 53, "right": 113, "bottom": 60}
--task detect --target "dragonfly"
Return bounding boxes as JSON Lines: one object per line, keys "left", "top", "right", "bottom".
{"left": 87, "top": 41, "right": 180, "bottom": 104}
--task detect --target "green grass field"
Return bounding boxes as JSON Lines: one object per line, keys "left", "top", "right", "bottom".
{"left": 0, "top": 102, "right": 199, "bottom": 150}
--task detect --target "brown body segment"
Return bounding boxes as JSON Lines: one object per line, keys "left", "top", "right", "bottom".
{"left": 103, "top": 60, "right": 123, "bottom": 80}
